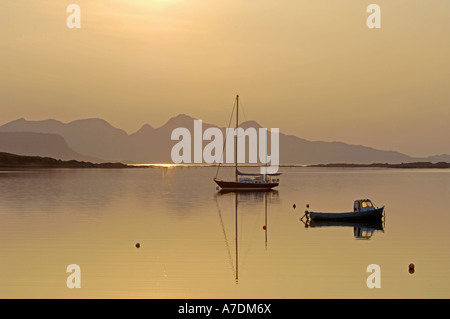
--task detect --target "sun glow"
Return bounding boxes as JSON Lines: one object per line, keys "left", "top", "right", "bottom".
{"left": 131, "top": 163, "right": 179, "bottom": 168}
{"left": 131, "top": 0, "right": 184, "bottom": 7}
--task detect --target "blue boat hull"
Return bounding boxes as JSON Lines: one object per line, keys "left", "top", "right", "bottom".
{"left": 308, "top": 206, "right": 384, "bottom": 221}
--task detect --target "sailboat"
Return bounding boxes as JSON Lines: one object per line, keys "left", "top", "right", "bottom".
{"left": 213, "top": 95, "right": 281, "bottom": 191}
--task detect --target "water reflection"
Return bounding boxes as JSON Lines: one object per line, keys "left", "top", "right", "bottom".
{"left": 214, "top": 190, "right": 279, "bottom": 283}
{"left": 303, "top": 219, "right": 385, "bottom": 240}
{"left": 216, "top": 189, "right": 279, "bottom": 201}
{"left": 0, "top": 169, "right": 125, "bottom": 214}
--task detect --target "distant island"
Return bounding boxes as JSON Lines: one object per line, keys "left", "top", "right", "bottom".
{"left": 0, "top": 152, "right": 129, "bottom": 169}
{"left": 308, "top": 162, "right": 450, "bottom": 169}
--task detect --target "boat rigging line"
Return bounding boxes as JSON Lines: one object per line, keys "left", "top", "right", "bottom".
{"left": 214, "top": 97, "right": 237, "bottom": 180}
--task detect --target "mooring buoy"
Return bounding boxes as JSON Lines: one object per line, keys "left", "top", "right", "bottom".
{"left": 409, "top": 263, "right": 415, "bottom": 273}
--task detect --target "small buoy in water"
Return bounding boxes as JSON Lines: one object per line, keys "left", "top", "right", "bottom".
{"left": 293, "top": 203, "right": 296, "bottom": 209}
{"left": 262, "top": 225, "right": 267, "bottom": 230}
{"left": 136, "top": 243, "right": 141, "bottom": 248}
{"left": 409, "top": 263, "right": 415, "bottom": 274}
{"left": 306, "top": 204, "right": 310, "bottom": 209}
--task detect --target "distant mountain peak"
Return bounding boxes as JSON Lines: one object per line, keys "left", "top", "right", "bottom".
{"left": 69, "top": 117, "right": 113, "bottom": 126}
{"left": 162, "top": 114, "right": 198, "bottom": 128}
{"left": 169, "top": 114, "right": 197, "bottom": 121}
{"left": 0, "top": 118, "right": 64, "bottom": 131}
{"left": 140, "top": 123, "right": 154, "bottom": 130}
{"left": 132, "top": 123, "right": 154, "bottom": 136}
{"left": 240, "top": 120, "right": 262, "bottom": 129}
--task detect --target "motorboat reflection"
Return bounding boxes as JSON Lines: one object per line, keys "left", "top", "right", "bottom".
{"left": 303, "top": 218, "right": 385, "bottom": 240}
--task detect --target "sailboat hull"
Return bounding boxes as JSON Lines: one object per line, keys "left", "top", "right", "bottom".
{"left": 214, "top": 179, "right": 279, "bottom": 191}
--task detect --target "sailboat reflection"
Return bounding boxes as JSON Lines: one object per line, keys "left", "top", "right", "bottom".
{"left": 215, "top": 190, "right": 278, "bottom": 283}
{"left": 302, "top": 219, "right": 385, "bottom": 240}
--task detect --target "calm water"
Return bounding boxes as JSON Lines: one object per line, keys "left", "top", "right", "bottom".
{"left": 1, "top": 166, "right": 450, "bottom": 298}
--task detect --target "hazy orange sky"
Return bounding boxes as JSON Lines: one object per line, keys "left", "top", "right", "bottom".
{"left": 1, "top": 0, "right": 449, "bottom": 157}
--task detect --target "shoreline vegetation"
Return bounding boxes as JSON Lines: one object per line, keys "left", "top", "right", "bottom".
{"left": 1, "top": 152, "right": 450, "bottom": 169}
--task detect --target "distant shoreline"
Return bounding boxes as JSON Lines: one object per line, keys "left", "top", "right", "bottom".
{"left": 1, "top": 152, "right": 449, "bottom": 169}
{"left": 0, "top": 152, "right": 129, "bottom": 169}
{"left": 306, "top": 162, "right": 450, "bottom": 169}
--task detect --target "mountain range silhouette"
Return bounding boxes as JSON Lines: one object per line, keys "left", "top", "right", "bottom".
{"left": 0, "top": 115, "right": 448, "bottom": 165}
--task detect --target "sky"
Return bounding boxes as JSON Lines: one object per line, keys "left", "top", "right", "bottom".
{"left": 1, "top": 0, "right": 449, "bottom": 157}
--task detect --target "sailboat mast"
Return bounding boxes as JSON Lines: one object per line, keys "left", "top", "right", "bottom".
{"left": 235, "top": 94, "right": 239, "bottom": 182}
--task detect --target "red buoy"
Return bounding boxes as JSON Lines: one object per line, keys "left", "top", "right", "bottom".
{"left": 409, "top": 263, "right": 415, "bottom": 274}
{"left": 262, "top": 225, "right": 267, "bottom": 230}
{"left": 306, "top": 204, "right": 310, "bottom": 209}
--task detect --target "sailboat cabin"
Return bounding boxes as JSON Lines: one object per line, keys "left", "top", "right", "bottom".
{"left": 238, "top": 175, "right": 279, "bottom": 184}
